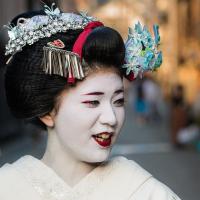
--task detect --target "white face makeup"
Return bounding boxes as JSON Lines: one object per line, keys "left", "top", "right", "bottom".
{"left": 53, "top": 70, "right": 125, "bottom": 163}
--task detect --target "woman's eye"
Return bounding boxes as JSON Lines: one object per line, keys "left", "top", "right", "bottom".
{"left": 114, "top": 98, "right": 125, "bottom": 106}
{"left": 82, "top": 100, "right": 100, "bottom": 108}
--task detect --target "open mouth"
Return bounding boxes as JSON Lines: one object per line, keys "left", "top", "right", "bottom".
{"left": 92, "top": 132, "right": 113, "bottom": 148}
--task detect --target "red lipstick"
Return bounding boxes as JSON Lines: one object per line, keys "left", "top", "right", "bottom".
{"left": 92, "top": 132, "right": 113, "bottom": 148}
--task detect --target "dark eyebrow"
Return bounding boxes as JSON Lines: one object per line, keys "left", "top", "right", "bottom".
{"left": 114, "top": 89, "right": 124, "bottom": 95}
{"left": 83, "top": 89, "right": 124, "bottom": 96}
{"left": 83, "top": 92, "right": 104, "bottom": 96}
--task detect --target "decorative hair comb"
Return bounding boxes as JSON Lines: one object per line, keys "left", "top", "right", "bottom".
{"left": 4, "top": 3, "right": 97, "bottom": 56}
{"left": 42, "top": 39, "right": 84, "bottom": 83}
{"left": 123, "top": 22, "right": 162, "bottom": 79}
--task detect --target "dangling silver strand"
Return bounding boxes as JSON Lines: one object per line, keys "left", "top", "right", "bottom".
{"left": 71, "top": 56, "right": 77, "bottom": 78}
{"left": 78, "top": 57, "right": 85, "bottom": 78}
{"left": 64, "top": 54, "right": 69, "bottom": 77}
{"left": 6, "top": 56, "right": 13, "bottom": 65}
{"left": 74, "top": 56, "right": 80, "bottom": 78}
{"left": 48, "top": 50, "right": 52, "bottom": 74}
{"left": 58, "top": 53, "right": 63, "bottom": 76}
{"left": 42, "top": 46, "right": 85, "bottom": 82}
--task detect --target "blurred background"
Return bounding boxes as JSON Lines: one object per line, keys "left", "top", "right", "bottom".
{"left": 0, "top": 0, "right": 200, "bottom": 199}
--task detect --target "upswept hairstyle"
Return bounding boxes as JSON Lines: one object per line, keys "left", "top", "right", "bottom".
{"left": 4, "top": 11, "right": 125, "bottom": 129}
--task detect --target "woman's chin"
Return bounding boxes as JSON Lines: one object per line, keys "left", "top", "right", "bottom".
{"left": 83, "top": 150, "right": 111, "bottom": 164}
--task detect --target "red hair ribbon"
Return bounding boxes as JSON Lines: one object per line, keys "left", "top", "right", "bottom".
{"left": 72, "top": 21, "right": 104, "bottom": 59}
{"left": 67, "top": 21, "right": 104, "bottom": 84}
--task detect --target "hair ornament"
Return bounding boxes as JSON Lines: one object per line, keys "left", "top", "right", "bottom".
{"left": 42, "top": 20, "right": 103, "bottom": 83}
{"left": 4, "top": 3, "right": 98, "bottom": 57}
{"left": 41, "top": 20, "right": 103, "bottom": 84}
{"left": 4, "top": 3, "right": 163, "bottom": 83}
{"left": 47, "top": 39, "right": 65, "bottom": 49}
{"left": 44, "top": 2, "right": 61, "bottom": 18}
{"left": 42, "top": 40, "right": 84, "bottom": 84}
{"left": 123, "top": 22, "right": 162, "bottom": 79}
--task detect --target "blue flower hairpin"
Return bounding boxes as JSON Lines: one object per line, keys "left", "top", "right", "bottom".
{"left": 123, "top": 22, "right": 162, "bottom": 79}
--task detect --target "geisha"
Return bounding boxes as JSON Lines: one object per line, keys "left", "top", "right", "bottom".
{"left": 0, "top": 3, "right": 180, "bottom": 200}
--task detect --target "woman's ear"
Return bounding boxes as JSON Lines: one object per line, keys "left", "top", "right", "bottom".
{"left": 39, "top": 112, "right": 55, "bottom": 128}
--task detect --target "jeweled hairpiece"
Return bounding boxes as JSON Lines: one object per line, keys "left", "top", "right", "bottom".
{"left": 43, "top": 43, "right": 84, "bottom": 84}
{"left": 123, "top": 22, "right": 162, "bottom": 79}
{"left": 4, "top": 3, "right": 97, "bottom": 56}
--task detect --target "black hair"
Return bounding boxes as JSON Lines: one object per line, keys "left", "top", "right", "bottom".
{"left": 5, "top": 11, "right": 125, "bottom": 129}
{"left": 82, "top": 26, "right": 125, "bottom": 68}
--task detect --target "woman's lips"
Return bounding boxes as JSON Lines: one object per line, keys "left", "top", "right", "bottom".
{"left": 92, "top": 132, "right": 113, "bottom": 148}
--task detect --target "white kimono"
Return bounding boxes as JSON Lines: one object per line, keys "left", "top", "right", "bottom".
{"left": 0, "top": 155, "right": 181, "bottom": 200}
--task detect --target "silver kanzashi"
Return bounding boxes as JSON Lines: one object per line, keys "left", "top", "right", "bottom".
{"left": 4, "top": 3, "right": 97, "bottom": 56}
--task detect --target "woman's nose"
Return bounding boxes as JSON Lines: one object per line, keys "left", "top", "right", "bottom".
{"left": 99, "top": 104, "right": 117, "bottom": 127}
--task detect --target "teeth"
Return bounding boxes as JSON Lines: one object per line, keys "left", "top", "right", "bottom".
{"left": 95, "top": 133, "right": 111, "bottom": 139}
{"left": 101, "top": 134, "right": 110, "bottom": 139}
{"left": 96, "top": 138, "right": 104, "bottom": 142}
{"left": 94, "top": 135, "right": 110, "bottom": 141}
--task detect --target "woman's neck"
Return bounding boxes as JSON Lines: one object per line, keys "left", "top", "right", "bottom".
{"left": 41, "top": 128, "right": 98, "bottom": 187}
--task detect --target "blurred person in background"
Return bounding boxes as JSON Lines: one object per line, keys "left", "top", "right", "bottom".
{"left": 192, "top": 89, "right": 200, "bottom": 126}
{"left": 170, "top": 84, "right": 188, "bottom": 147}
{"left": 0, "top": 3, "right": 181, "bottom": 200}
{"left": 142, "top": 76, "right": 163, "bottom": 122}
{"left": 177, "top": 89, "right": 200, "bottom": 150}
{"left": 134, "top": 79, "right": 149, "bottom": 124}
{"left": 132, "top": 76, "right": 163, "bottom": 124}
{"left": 192, "top": 91, "right": 200, "bottom": 151}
